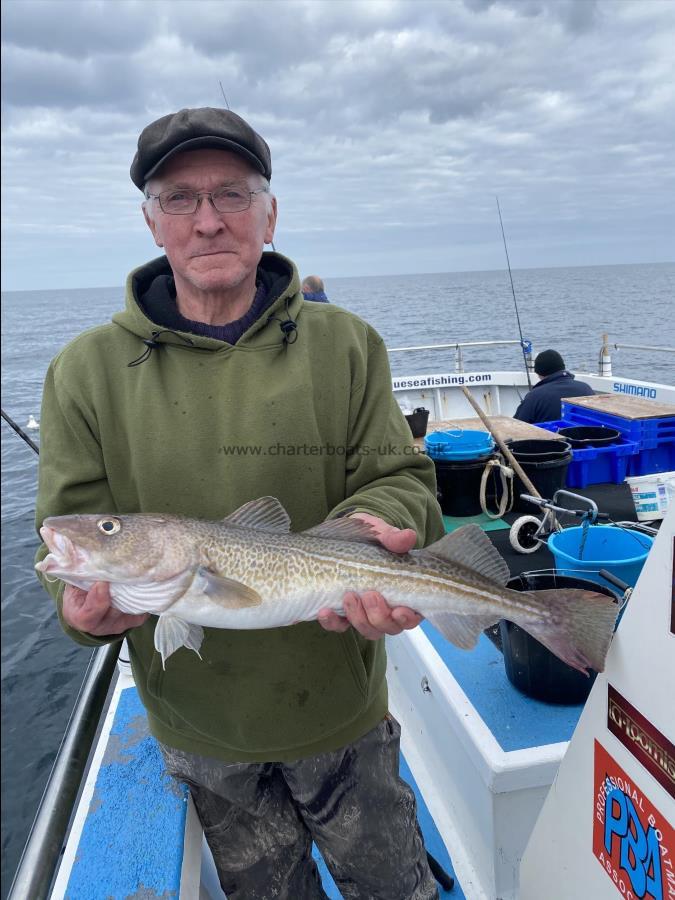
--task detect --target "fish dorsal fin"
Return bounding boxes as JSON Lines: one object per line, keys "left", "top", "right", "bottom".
{"left": 302, "top": 517, "right": 382, "bottom": 545}
{"left": 418, "top": 524, "right": 510, "bottom": 585}
{"left": 222, "top": 497, "right": 291, "bottom": 533}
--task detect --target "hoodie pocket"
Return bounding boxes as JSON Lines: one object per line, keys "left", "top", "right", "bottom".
{"left": 140, "top": 623, "right": 378, "bottom": 755}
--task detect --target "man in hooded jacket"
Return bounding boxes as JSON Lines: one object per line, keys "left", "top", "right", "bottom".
{"left": 513, "top": 349, "right": 594, "bottom": 424}
{"left": 35, "top": 107, "right": 444, "bottom": 900}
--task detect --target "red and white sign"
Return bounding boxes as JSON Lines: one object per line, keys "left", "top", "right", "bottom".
{"left": 593, "top": 740, "right": 675, "bottom": 899}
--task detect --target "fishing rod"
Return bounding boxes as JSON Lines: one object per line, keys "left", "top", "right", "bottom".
{"left": 496, "top": 196, "right": 532, "bottom": 389}
{"left": 216, "top": 85, "right": 279, "bottom": 251}
{"left": 218, "top": 81, "right": 230, "bottom": 109}
{"left": 1, "top": 409, "right": 39, "bottom": 455}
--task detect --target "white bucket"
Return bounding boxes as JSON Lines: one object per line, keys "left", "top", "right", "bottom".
{"left": 625, "top": 470, "right": 675, "bottom": 521}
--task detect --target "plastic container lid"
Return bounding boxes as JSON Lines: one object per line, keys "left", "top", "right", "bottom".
{"left": 424, "top": 429, "right": 495, "bottom": 460}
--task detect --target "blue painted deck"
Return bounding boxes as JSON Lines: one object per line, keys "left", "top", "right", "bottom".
{"left": 66, "top": 685, "right": 463, "bottom": 898}
{"left": 64, "top": 687, "right": 188, "bottom": 898}
{"left": 421, "top": 623, "right": 584, "bottom": 751}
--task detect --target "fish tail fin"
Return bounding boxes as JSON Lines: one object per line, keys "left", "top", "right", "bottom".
{"left": 516, "top": 589, "right": 618, "bottom": 675}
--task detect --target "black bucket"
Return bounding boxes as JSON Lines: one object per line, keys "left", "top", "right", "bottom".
{"left": 434, "top": 454, "right": 498, "bottom": 517}
{"left": 506, "top": 440, "right": 573, "bottom": 511}
{"left": 405, "top": 407, "right": 430, "bottom": 438}
{"left": 500, "top": 572, "right": 619, "bottom": 704}
{"left": 557, "top": 425, "right": 621, "bottom": 448}
{"left": 505, "top": 438, "right": 572, "bottom": 461}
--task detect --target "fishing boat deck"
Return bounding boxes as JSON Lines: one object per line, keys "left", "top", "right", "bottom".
{"left": 51, "top": 676, "right": 464, "bottom": 899}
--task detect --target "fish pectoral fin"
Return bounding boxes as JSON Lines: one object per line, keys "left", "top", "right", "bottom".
{"left": 425, "top": 611, "right": 498, "bottom": 650}
{"left": 417, "top": 524, "right": 510, "bottom": 586}
{"left": 191, "top": 566, "right": 263, "bottom": 609}
{"left": 302, "top": 517, "right": 382, "bottom": 545}
{"left": 222, "top": 497, "right": 291, "bottom": 532}
{"left": 154, "top": 615, "right": 204, "bottom": 669}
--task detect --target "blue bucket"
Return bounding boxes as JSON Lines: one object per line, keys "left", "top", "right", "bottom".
{"left": 548, "top": 526, "right": 653, "bottom": 589}
{"left": 424, "top": 429, "right": 494, "bottom": 461}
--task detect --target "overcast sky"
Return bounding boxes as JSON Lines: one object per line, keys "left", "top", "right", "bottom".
{"left": 2, "top": 0, "right": 674, "bottom": 291}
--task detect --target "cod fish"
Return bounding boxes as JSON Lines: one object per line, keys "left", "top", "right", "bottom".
{"left": 37, "top": 496, "right": 618, "bottom": 672}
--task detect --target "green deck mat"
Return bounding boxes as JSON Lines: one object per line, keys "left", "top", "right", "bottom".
{"left": 442, "top": 512, "right": 510, "bottom": 533}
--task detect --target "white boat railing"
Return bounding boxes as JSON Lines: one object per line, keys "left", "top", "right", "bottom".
{"left": 387, "top": 335, "right": 675, "bottom": 377}
{"left": 8, "top": 643, "right": 120, "bottom": 900}
{"left": 599, "top": 334, "right": 675, "bottom": 377}
{"left": 611, "top": 343, "right": 675, "bottom": 353}
{"left": 387, "top": 339, "right": 533, "bottom": 374}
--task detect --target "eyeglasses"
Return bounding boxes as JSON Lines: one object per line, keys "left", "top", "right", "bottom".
{"left": 146, "top": 184, "right": 269, "bottom": 215}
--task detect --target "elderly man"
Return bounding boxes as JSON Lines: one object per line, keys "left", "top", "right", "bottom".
{"left": 35, "top": 108, "right": 444, "bottom": 899}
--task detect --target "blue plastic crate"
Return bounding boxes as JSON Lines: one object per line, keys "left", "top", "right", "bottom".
{"left": 560, "top": 402, "right": 675, "bottom": 450}
{"left": 534, "top": 420, "right": 569, "bottom": 434}
{"left": 564, "top": 439, "right": 640, "bottom": 488}
{"left": 626, "top": 442, "right": 675, "bottom": 476}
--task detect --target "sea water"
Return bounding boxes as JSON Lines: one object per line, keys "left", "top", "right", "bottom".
{"left": 2, "top": 261, "right": 674, "bottom": 892}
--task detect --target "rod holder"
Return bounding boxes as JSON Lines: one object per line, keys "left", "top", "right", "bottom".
{"left": 599, "top": 332, "right": 612, "bottom": 377}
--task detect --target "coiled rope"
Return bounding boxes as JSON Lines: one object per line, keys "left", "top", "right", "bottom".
{"left": 479, "top": 453, "right": 514, "bottom": 519}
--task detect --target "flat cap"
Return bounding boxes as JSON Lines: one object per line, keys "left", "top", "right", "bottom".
{"left": 130, "top": 107, "right": 271, "bottom": 190}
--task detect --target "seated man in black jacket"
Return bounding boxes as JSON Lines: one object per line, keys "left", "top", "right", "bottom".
{"left": 513, "top": 349, "right": 594, "bottom": 424}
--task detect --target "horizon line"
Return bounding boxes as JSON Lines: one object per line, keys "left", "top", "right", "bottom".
{"left": 1, "top": 258, "right": 673, "bottom": 295}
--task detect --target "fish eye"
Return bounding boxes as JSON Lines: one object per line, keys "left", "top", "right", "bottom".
{"left": 97, "top": 517, "right": 121, "bottom": 535}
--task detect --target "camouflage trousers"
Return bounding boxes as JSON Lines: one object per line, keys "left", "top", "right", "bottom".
{"left": 160, "top": 715, "right": 439, "bottom": 900}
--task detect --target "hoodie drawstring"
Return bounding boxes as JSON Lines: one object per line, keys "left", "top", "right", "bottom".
{"left": 127, "top": 329, "right": 195, "bottom": 367}
{"left": 267, "top": 297, "right": 298, "bottom": 345}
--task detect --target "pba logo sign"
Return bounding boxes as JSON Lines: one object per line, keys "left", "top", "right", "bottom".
{"left": 594, "top": 740, "right": 674, "bottom": 899}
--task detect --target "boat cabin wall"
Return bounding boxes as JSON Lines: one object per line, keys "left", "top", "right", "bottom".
{"left": 393, "top": 371, "right": 531, "bottom": 422}
{"left": 392, "top": 371, "right": 675, "bottom": 426}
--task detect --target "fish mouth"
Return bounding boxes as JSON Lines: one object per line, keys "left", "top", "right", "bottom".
{"left": 36, "top": 526, "right": 90, "bottom": 576}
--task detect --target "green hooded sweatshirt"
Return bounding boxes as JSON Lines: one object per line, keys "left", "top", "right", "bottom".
{"left": 35, "top": 251, "right": 444, "bottom": 762}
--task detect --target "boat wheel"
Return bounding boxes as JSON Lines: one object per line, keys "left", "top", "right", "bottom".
{"left": 509, "top": 516, "right": 543, "bottom": 554}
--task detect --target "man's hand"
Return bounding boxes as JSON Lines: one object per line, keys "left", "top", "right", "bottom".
{"left": 317, "top": 513, "right": 423, "bottom": 640}
{"left": 62, "top": 582, "right": 149, "bottom": 636}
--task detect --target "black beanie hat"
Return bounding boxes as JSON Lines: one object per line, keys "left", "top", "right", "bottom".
{"left": 535, "top": 349, "right": 565, "bottom": 377}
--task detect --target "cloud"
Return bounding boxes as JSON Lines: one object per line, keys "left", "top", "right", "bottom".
{"left": 1, "top": 0, "right": 674, "bottom": 290}
{"left": 1, "top": 0, "right": 154, "bottom": 57}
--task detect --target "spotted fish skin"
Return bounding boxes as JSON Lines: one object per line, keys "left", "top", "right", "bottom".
{"left": 36, "top": 496, "right": 618, "bottom": 673}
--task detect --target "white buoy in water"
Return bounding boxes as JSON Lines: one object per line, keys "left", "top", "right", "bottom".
{"left": 26, "top": 415, "right": 39, "bottom": 430}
